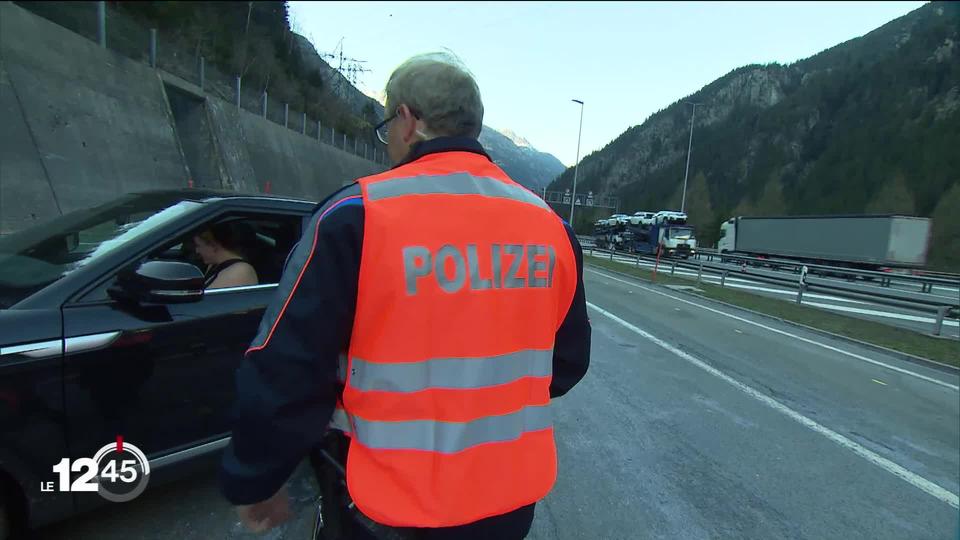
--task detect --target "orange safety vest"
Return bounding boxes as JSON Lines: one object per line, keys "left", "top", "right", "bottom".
{"left": 331, "top": 150, "right": 578, "bottom": 528}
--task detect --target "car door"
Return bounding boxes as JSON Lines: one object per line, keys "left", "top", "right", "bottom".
{"left": 60, "top": 207, "right": 308, "bottom": 483}
{"left": 0, "top": 308, "right": 74, "bottom": 527}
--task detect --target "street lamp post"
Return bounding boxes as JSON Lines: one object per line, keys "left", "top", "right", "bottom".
{"left": 570, "top": 99, "right": 585, "bottom": 225}
{"left": 680, "top": 102, "right": 699, "bottom": 213}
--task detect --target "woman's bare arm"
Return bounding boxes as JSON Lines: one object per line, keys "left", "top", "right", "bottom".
{"left": 208, "top": 262, "right": 259, "bottom": 289}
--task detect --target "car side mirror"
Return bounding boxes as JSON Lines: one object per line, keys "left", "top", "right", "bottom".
{"left": 108, "top": 260, "right": 205, "bottom": 304}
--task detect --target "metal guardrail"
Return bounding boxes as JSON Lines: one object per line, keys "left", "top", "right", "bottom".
{"left": 914, "top": 269, "right": 960, "bottom": 281}
{"left": 689, "top": 250, "right": 959, "bottom": 293}
{"left": 576, "top": 235, "right": 596, "bottom": 248}
{"left": 580, "top": 237, "right": 960, "bottom": 293}
{"left": 586, "top": 246, "right": 960, "bottom": 337}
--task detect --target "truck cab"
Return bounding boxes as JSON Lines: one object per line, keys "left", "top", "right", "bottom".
{"left": 659, "top": 225, "right": 697, "bottom": 257}
{"left": 718, "top": 218, "right": 736, "bottom": 253}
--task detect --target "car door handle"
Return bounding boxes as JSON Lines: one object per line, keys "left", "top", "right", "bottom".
{"left": 3, "top": 332, "right": 123, "bottom": 359}
{"left": 65, "top": 331, "right": 122, "bottom": 354}
{"left": 0, "top": 339, "right": 63, "bottom": 359}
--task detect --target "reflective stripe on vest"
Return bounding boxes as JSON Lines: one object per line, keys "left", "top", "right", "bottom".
{"left": 350, "top": 404, "right": 551, "bottom": 453}
{"left": 366, "top": 172, "right": 550, "bottom": 211}
{"left": 349, "top": 349, "right": 552, "bottom": 393}
{"left": 337, "top": 352, "right": 349, "bottom": 383}
{"left": 327, "top": 353, "right": 353, "bottom": 434}
{"left": 343, "top": 155, "right": 577, "bottom": 527}
{"left": 329, "top": 407, "right": 352, "bottom": 434}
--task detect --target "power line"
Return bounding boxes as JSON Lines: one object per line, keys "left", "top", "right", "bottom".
{"left": 320, "top": 37, "right": 371, "bottom": 87}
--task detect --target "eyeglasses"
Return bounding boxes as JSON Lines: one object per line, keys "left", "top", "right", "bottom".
{"left": 374, "top": 112, "right": 396, "bottom": 145}
{"left": 373, "top": 107, "right": 421, "bottom": 145}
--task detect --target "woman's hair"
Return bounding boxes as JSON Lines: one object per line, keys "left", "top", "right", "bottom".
{"left": 197, "top": 221, "right": 255, "bottom": 258}
{"left": 384, "top": 51, "right": 484, "bottom": 138}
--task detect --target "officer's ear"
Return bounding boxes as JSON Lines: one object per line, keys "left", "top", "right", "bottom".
{"left": 397, "top": 104, "right": 420, "bottom": 144}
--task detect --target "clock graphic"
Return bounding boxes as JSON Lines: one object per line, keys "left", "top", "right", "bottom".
{"left": 91, "top": 436, "right": 151, "bottom": 502}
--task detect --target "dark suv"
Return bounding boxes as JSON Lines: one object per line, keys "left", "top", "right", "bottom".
{"left": 0, "top": 189, "right": 317, "bottom": 536}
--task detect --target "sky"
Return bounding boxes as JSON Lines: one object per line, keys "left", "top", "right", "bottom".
{"left": 289, "top": 1, "right": 926, "bottom": 167}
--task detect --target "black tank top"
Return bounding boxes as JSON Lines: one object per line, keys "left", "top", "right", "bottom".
{"left": 204, "top": 258, "right": 247, "bottom": 288}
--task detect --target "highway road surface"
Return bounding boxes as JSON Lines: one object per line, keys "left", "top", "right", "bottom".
{"left": 587, "top": 250, "right": 960, "bottom": 339}
{"left": 526, "top": 267, "right": 958, "bottom": 539}
{"left": 40, "top": 267, "right": 960, "bottom": 539}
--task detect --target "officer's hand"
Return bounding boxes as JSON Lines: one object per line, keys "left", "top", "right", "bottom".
{"left": 236, "top": 485, "right": 293, "bottom": 533}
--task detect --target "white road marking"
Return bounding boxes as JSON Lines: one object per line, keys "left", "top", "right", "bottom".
{"left": 735, "top": 329, "right": 743, "bottom": 334}
{"left": 872, "top": 379, "right": 888, "bottom": 386}
{"left": 587, "top": 301, "right": 960, "bottom": 509}
{"left": 587, "top": 268, "right": 960, "bottom": 392}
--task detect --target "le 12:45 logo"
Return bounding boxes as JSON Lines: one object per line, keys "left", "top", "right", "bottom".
{"left": 42, "top": 436, "right": 151, "bottom": 502}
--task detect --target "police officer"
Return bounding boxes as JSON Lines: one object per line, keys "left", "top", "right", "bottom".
{"left": 220, "top": 51, "right": 591, "bottom": 539}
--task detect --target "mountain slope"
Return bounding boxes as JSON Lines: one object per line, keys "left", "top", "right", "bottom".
{"left": 292, "top": 33, "right": 383, "bottom": 129}
{"left": 550, "top": 2, "right": 960, "bottom": 269}
{"left": 479, "top": 127, "right": 566, "bottom": 190}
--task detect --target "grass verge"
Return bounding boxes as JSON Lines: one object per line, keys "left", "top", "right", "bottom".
{"left": 586, "top": 255, "right": 959, "bottom": 368}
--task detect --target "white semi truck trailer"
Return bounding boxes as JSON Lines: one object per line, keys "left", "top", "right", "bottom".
{"left": 717, "top": 215, "right": 932, "bottom": 270}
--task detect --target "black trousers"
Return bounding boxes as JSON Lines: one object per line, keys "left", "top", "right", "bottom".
{"left": 395, "top": 503, "right": 536, "bottom": 540}
{"left": 311, "top": 433, "right": 536, "bottom": 540}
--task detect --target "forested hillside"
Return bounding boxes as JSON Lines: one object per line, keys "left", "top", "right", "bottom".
{"left": 551, "top": 2, "right": 959, "bottom": 269}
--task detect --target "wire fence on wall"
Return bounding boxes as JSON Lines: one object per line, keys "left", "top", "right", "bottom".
{"left": 15, "top": 1, "right": 390, "bottom": 166}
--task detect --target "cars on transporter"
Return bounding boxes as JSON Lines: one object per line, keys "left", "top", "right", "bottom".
{"left": 0, "top": 189, "right": 319, "bottom": 536}
{"left": 629, "top": 211, "right": 657, "bottom": 226}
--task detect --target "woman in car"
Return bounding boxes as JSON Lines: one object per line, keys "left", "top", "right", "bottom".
{"left": 193, "top": 222, "right": 259, "bottom": 289}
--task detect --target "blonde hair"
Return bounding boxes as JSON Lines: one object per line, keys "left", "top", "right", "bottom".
{"left": 384, "top": 51, "right": 484, "bottom": 138}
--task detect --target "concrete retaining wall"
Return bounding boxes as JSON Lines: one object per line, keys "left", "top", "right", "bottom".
{"left": 205, "top": 95, "right": 258, "bottom": 194}
{"left": 238, "top": 110, "right": 382, "bottom": 202}
{"left": 0, "top": 2, "right": 385, "bottom": 235}
{"left": 0, "top": 62, "right": 61, "bottom": 234}
{"left": 0, "top": 1, "right": 188, "bottom": 233}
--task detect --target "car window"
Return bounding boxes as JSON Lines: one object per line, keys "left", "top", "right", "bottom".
{"left": 0, "top": 198, "right": 201, "bottom": 308}
{"left": 75, "top": 213, "right": 303, "bottom": 303}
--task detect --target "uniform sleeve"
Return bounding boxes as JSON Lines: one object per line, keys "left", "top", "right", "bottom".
{"left": 219, "top": 184, "right": 364, "bottom": 505}
{"left": 550, "top": 223, "right": 591, "bottom": 398}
